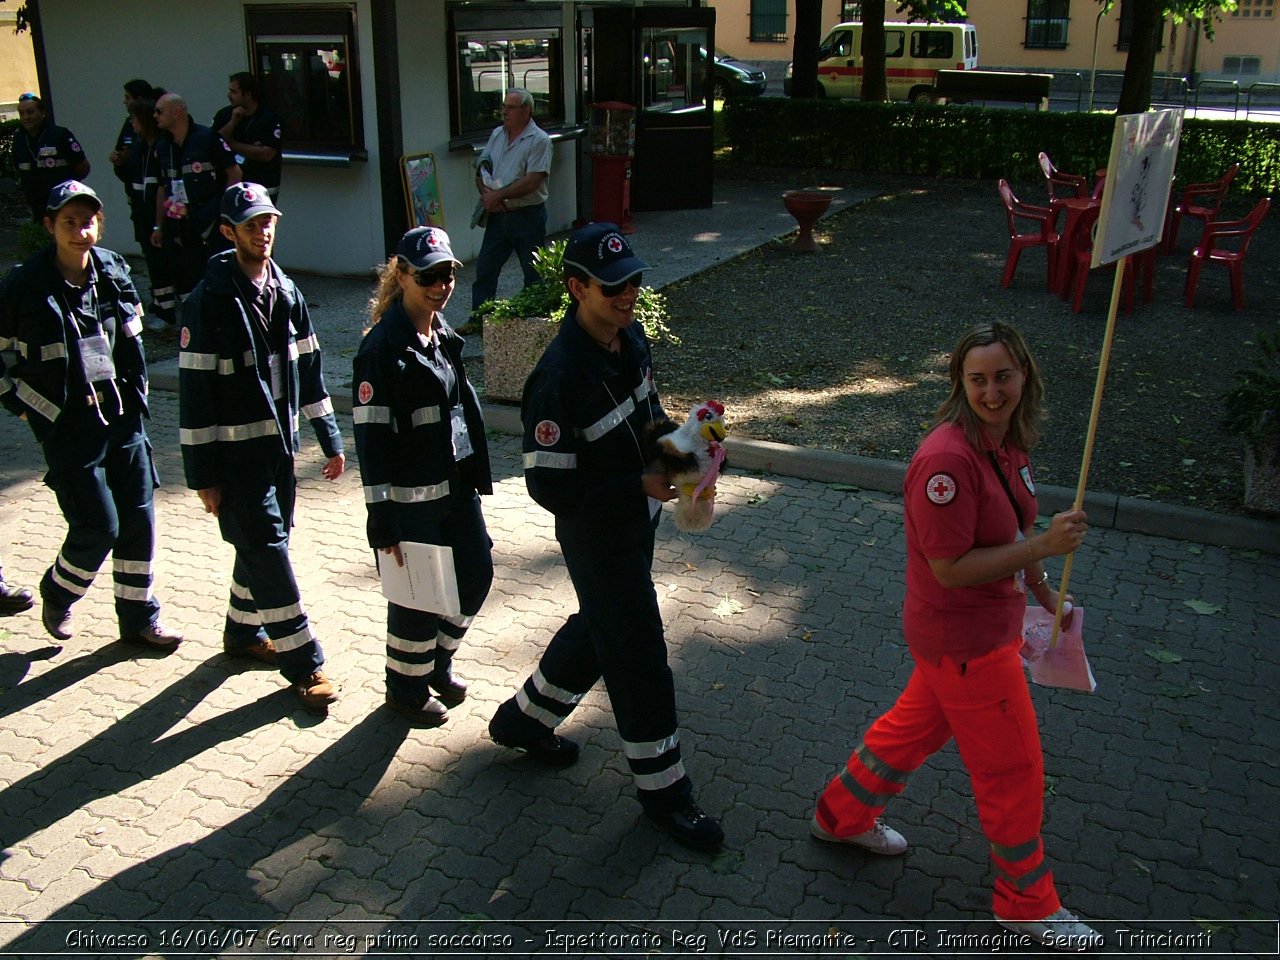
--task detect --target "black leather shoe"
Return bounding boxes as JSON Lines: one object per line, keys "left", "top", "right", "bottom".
{"left": 427, "top": 668, "right": 467, "bottom": 706}
{"left": 119, "top": 620, "right": 183, "bottom": 651}
{"left": 489, "top": 709, "right": 580, "bottom": 767}
{"left": 644, "top": 799, "right": 725, "bottom": 852}
{"left": 42, "top": 602, "right": 73, "bottom": 641}
{"left": 385, "top": 693, "right": 448, "bottom": 727}
{"left": 0, "top": 579, "right": 34, "bottom": 612}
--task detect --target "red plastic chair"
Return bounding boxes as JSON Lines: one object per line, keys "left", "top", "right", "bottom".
{"left": 1184, "top": 197, "right": 1271, "bottom": 310}
{"left": 998, "top": 179, "right": 1058, "bottom": 290}
{"left": 1038, "top": 151, "right": 1090, "bottom": 201}
{"left": 1162, "top": 163, "right": 1239, "bottom": 253}
{"left": 1064, "top": 205, "right": 1138, "bottom": 314}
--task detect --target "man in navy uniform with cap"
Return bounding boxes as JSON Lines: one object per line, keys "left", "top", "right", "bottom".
{"left": 488, "top": 222, "right": 724, "bottom": 852}
{"left": 179, "top": 182, "right": 344, "bottom": 713}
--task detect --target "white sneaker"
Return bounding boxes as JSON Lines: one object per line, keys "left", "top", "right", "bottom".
{"left": 143, "top": 315, "right": 169, "bottom": 332}
{"left": 995, "top": 908, "right": 1103, "bottom": 951}
{"left": 809, "top": 815, "right": 907, "bottom": 855}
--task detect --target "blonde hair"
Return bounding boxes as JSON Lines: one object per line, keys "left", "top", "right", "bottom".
{"left": 365, "top": 256, "right": 406, "bottom": 333}
{"left": 932, "top": 321, "right": 1045, "bottom": 452}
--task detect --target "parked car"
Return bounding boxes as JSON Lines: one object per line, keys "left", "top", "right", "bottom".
{"left": 707, "top": 48, "right": 767, "bottom": 100}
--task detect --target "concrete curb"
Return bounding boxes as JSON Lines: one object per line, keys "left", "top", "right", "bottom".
{"left": 150, "top": 360, "right": 1280, "bottom": 554}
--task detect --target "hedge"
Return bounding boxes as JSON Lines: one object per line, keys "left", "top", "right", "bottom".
{"left": 724, "top": 98, "right": 1280, "bottom": 195}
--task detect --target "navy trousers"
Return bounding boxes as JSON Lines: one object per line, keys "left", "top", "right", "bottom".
{"left": 39, "top": 404, "right": 161, "bottom": 634}
{"left": 217, "top": 452, "right": 324, "bottom": 684}
{"left": 470, "top": 205, "right": 547, "bottom": 313}
{"left": 383, "top": 493, "right": 493, "bottom": 705}
{"left": 500, "top": 507, "right": 692, "bottom": 812}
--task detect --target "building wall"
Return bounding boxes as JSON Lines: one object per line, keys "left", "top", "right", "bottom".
{"left": 34, "top": 0, "right": 579, "bottom": 276}
{"left": 0, "top": 10, "right": 39, "bottom": 117}
{"left": 708, "top": 0, "right": 1280, "bottom": 86}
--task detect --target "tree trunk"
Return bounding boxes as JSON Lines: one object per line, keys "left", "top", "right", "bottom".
{"left": 1118, "top": 0, "right": 1163, "bottom": 114}
{"left": 789, "top": 0, "right": 823, "bottom": 98}
{"left": 860, "top": 0, "right": 889, "bottom": 102}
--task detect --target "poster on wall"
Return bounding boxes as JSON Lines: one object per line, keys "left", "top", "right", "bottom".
{"left": 1092, "top": 107, "right": 1183, "bottom": 268}
{"left": 401, "top": 152, "right": 446, "bottom": 230}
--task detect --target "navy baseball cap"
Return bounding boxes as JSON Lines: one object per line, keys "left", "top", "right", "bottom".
{"left": 396, "top": 227, "right": 461, "bottom": 270}
{"left": 563, "top": 222, "right": 646, "bottom": 285}
{"left": 220, "top": 182, "right": 281, "bottom": 225}
{"left": 46, "top": 180, "right": 101, "bottom": 214}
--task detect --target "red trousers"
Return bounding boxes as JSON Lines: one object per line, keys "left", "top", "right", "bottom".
{"left": 815, "top": 639, "right": 1060, "bottom": 920}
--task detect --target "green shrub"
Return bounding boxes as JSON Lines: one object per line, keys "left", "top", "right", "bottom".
{"left": 724, "top": 99, "right": 1280, "bottom": 194}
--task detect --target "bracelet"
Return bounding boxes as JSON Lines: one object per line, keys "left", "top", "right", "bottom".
{"left": 151, "top": 225, "right": 161, "bottom": 232}
{"left": 1027, "top": 570, "right": 1049, "bottom": 588}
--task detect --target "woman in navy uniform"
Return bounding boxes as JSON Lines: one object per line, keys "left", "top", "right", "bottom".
{"left": 10, "top": 93, "right": 91, "bottom": 223}
{"left": 0, "top": 181, "right": 180, "bottom": 649}
{"left": 352, "top": 227, "right": 493, "bottom": 726}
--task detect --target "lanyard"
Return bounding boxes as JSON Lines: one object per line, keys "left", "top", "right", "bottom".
{"left": 986, "top": 451, "right": 1025, "bottom": 531}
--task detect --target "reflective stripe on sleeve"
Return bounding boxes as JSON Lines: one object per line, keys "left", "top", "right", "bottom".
{"left": 15, "top": 382, "right": 60, "bottom": 422}
{"left": 523, "top": 450, "right": 577, "bottom": 470}
{"left": 122, "top": 315, "right": 143, "bottom": 338}
{"left": 353, "top": 405, "right": 392, "bottom": 425}
{"left": 410, "top": 405, "right": 441, "bottom": 427}
{"left": 301, "top": 397, "right": 334, "bottom": 420}
{"left": 295, "top": 333, "right": 320, "bottom": 355}
{"left": 179, "top": 351, "right": 219, "bottom": 371}
{"left": 41, "top": 343, "right": 68, "bottom": 361}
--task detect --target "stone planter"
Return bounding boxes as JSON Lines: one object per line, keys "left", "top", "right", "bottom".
{"left": 1243, "top": 442, "right": 1280, "bottom": 515}
{"left": 482, "top": 316, "right": 560, "bottom": 403}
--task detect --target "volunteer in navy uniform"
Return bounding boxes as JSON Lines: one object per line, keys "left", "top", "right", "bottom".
{"left": 811, "top": 322, "right": 1101, "bottom": 951}
{"left": 213, "top": 72, "right": 284, "bottom": 201}
{"left": 0, "top": 181, "right": 181, "bottom": 650}
{"left": 0, "top": 560, "right": 34, "bottom": 613}
{"left": 108, "top": 79, "right": 159, "bottom": 197}
{"left": 151, "top": 93, "right": 242, "bottom": 304}
{"left": 488, "top": 222, "right": 724, "bottom": 853}
{"left": 121, "top": 99, "right": 178, "bottom": 330}
{"left": 10, "top": 93, "right": 91, "bottom": 223}
{"left": 353, "top": 227, "right": 493, "bottom": 726}
{"left": 178, "top": 183, "right": 344, "bottom": 713}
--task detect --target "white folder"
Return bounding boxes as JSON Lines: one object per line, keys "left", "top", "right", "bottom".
{"left": 378, "top": 541, "right": 461, "bottom": 616}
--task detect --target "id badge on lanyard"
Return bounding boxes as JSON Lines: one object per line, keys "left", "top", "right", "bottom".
{"left": 267, "top": 352, "right": 285, "bottom": 401}
{"left": 450, "top": 406, "right": 473, "bottom": 461}
{"left": 77, "top": 333, "right": 116, "bottom": 385}
{"left": 170, "top": 179, "right": 189, "bottom": 206}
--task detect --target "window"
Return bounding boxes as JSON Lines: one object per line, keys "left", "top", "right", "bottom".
{"left": 449, "top": 9, "right": 564, "bottom": 139}
{"left": 883, "top": 30, "right": 905, "bottom": 59}
{"left": 1116, "top": 1, "right": 1165, "bottom": 51}
{"left": 912, "top": 30, "right": 955, "bottom": 59}
{"left": 1223, "top": 55, "right": 1262, "bottom": 75}
{"left": 841, "top": 2, "right": 862, "bottom": 20}
{"left": 1232, "top": 0, "right": 1275, "bottom": 15}
{"left": 1025, "top": 0, "right": 1069, "bottom": 49}
{"left": 749, "top": 0, "right": 788, "bottom": 42}
{"left": 642, "top": 28, "right": 709, "bottom": 113}
{"left": 822, "top": 29, "right": 854, "bottom": 59}
{"left": 246, "top": 5, "right": 363, "bottom": 153}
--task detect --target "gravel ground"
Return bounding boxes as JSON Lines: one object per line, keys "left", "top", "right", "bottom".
{"left": 651, "top": 165, "right": 1279, "bottom": 518}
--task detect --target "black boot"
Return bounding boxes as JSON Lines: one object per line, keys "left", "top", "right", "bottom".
{"left": 428, "top": 647, "right": 467, "bottom": 706}
{"left": 0, "top": 577, "right": 34, "bottom": 613}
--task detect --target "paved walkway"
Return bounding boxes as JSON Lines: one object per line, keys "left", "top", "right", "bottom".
{"left": 2, "top": 180, "right": 1278, "bottom": 956}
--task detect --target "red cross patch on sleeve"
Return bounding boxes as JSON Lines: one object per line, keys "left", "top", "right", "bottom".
{"left": 925, "top": 472, "right": 957, "bottom": 505}
{"left": 534, "top": 420, "right": 561, "bottom": 446}
{"left": 179, "top": 326, "right": 191, "bottom": 349}
{"left": 357, "top": 381, "right": 374, "bottom": 404}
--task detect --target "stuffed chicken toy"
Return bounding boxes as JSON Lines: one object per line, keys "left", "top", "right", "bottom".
{"left": 643, "top": 400, "right": 728, "bottom": 532}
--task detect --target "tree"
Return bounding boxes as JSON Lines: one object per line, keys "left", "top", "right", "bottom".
{"left": 1108, "top": 0, "right": 1237, "bottom": 114}
{"left": 789, "top": 0, "right": 823, "bottom": 99}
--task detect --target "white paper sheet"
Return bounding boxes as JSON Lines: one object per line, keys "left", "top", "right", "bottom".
{"left": 378, "top": 541, "right": 461, "bottom": 616}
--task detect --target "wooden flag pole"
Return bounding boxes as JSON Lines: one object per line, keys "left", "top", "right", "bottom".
{"left": 1050, "top": 255, "right": 1128, "bottom": 647}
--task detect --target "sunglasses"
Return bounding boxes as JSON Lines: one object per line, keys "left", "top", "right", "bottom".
{"left": 412, "top": 266, "right": 456, "bottom": 287}
{"left": 18, "top": 92, "right": 39, "bottom": 102}
{"left": 596, "top": 274, "right": 642, "bottom": 297}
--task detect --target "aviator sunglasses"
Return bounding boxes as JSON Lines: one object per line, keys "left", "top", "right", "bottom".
{"left": 412, "top": 265, "right": 456, "bottom": 287}
{"left": 595, "top": 274, "right": 642, "bottom": 297}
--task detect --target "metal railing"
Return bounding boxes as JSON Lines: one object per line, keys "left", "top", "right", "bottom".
{"left": 1244, "top": 82, "right": 1280, "bottom": 120}
{"left": 1192, "top": 79, "right": 1240, "bottom": 117}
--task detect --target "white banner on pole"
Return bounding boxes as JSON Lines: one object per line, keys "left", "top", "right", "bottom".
{"left": 1092, "top": 107, "right": 1184, "bottom": 268}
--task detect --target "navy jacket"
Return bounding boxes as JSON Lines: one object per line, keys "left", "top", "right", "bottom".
{"left": 0, "top": 247, "right": 148, "bottom": 442}
{"left": 352, "top": 303, "right": 492, "bottom": 549}
{"left": 178, "top": 251, "right": 341, "bottom": 490}
{"left": 521, "top": 306, "right": 666, "bottom": 521}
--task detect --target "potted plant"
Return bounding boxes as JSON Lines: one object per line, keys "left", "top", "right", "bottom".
{"left": 475, "top": 238, "right": 678, "bottom": 402}
{"left": 1223, "top": 325, "right": 1280, "bottom": 514}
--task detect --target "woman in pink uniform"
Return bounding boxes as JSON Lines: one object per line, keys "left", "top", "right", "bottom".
{"left": 811, "top": 322, "right": 1102, "bottom": 951}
